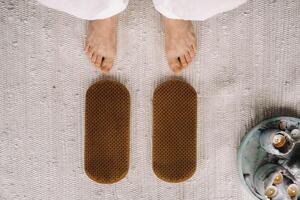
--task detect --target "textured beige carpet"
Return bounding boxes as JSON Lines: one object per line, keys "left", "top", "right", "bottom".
{"left": 1, "top": 0, "right": 300, "bottom": 199}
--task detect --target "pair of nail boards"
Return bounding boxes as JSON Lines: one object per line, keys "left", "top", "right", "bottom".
{"left": 85, "top": 79, "right": 197, "bottom": 184}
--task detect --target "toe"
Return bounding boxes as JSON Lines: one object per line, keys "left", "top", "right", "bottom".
{"left": 191, "top": 43, "right": 197, "bottom": 53}
{"left": 88, "top": 49, "right": 94, "bottom": 59}
{"left": 168, "top": 58, "right": 182, "bottom": 74}
{"left": 84, "top": 44, "right": 89, "bottom": 53}
{"left": 85, "top": 45, "right": 91, "bottom": 56}
{"left": 179, "top": 55, "right": 188, "bottom": 68}
{"left": 95, "top": 56, "right": 103, "bottom": 68}
{"left": 189, "top": 46, "right": 196, "bottom": 58}
{"left": 185, "top": 52, "right": 192, "bottom": 64}
{"left": 91, "top": 54, "right": 97, "bottom": 64}
{"left": 101, "top": 57, "right": 114, "bottom": 73}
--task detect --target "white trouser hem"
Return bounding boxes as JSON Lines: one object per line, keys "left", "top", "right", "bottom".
{"left": 153, "top": 4, "right": 181, "bottom": 20}
{"left": 153, "top": 0, "right": 248, "bottom": 21}
{"left": 37, "top": 1, "right": 128, "bottom": 20}
{"left": 89, "top": 3, "right": 128, "bottom": 20}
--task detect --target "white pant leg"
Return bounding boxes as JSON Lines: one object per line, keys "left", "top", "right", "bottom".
{"left": 37, "top": 0, "right": 129, "bottom": 20}
{"left": 153, "top": 0, "right": 248, "bottom": 20}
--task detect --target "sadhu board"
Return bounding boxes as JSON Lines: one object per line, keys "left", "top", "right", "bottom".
{"left": 85, "top": 80, "right": 130, "bottom": 184}
{"left": 153, "top": 80, "right": 197, "bottom": 183}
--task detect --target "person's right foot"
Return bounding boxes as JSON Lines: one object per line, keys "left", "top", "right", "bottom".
{"left": 85, "top": 15, "right": 118, "bottom": 74}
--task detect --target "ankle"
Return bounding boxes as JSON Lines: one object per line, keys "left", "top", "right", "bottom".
{"left": 162, "top": 16, "right": 192, "bottom": 34}
{"left": 90, "top": 15, "right": 118, "bottom": 26}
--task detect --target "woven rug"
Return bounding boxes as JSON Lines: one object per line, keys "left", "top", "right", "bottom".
{"left": 1, "top": 0, "right": 300, "bottom": 199}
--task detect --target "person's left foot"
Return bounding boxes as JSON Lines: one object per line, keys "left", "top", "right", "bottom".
{"left": 85, "top": 15, "right": 118, "bottom": 73}
{"left": 162, "top": 16, "right": 197, "bottom": 74}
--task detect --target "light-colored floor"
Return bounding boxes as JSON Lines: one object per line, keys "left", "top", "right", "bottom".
{"left": 1, "top": 0, "right": 300, "bottom": 199}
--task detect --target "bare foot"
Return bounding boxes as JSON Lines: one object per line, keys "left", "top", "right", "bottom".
{"left": 85, "top": 15, "right": 118, "bottom": 74}
{"left": 162, "top": 16, "right": 197, "bottom": 74}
